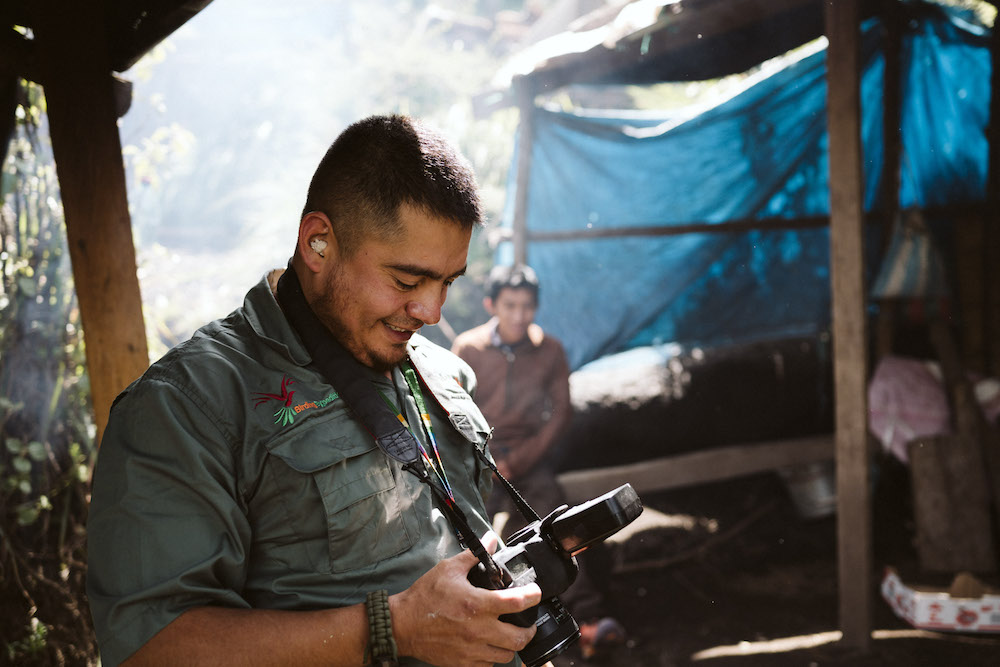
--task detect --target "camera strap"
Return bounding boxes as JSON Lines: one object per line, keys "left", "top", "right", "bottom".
{"left": 473, "top": 448, "right": 541, "bottom": 524}
{"left": 275, "top": 265, "right": 509, "bottom": 588}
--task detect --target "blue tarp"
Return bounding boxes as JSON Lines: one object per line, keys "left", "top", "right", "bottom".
{"left": 499, "top": 3, "right": 991, "bottom": 370}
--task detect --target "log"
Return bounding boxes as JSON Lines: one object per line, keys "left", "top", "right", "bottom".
{"left": 909, "top": 435, "right": 997, "bottom": 572}
{"left": 558, "top": 435, "right": 834, "bottom": 505}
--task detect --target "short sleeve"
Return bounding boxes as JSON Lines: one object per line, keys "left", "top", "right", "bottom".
{"left": 87, "top": 378, "right": 252, "bottom": 666}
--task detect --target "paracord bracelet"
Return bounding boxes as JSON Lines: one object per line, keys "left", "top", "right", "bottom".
{"left": 364, "top": 589, "right": 398, "bottom": 667}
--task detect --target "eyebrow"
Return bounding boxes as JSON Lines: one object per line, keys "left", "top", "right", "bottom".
{"left": 388, "top": 263, "right": 467, "bottom": 282}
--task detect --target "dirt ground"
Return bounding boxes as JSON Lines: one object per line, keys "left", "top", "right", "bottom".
{"left": 546, "top": 457, "right": 1000, "bottom": 667}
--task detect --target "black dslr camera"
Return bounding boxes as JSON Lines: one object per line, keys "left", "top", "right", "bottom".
{"left": 469, "top": 483, "right": 643, "bottom": 667}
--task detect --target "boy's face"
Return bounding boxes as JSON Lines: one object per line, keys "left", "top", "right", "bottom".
{"left": 485, "top": 287, "right": 537, "bottom": 345}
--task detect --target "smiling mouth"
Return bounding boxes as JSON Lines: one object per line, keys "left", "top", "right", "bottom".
{"left": 385, "top": 322, "right": 419, "bottom": 334}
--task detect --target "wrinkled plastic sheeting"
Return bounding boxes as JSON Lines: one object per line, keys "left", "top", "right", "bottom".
{"left": 499, "top": 3, "right": 991, "bottom": 370}
{"left": 868, "top": 355, "right": 1000, "bottom": 464}
{"left": 868, "top": 356, "right": 952, "bottom": 463}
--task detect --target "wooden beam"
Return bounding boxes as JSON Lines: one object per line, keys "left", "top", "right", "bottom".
{"left": 558, "top": 435, "right": 833, "bottom": 505}
{"left": 1, "top": 28, "right": 133, "bottom": 118}
{"left": 36, "top": 0, "right": 149, "bottom": 444}
{"left": 876, "top": 0, "right": 903, "bottom": 252}
{"left": 987, "top": 8, "right": 1000, "bottom": 377}
{"left": 1, "top": 75, "right": 17, "bottom": 165}
{"left": 107, "top": 0, "right": 216, "bottom": 73}
{"left": 824, "top": 0, "right": 872, "bottom": 652}
{"left": 527, "top": 215, "right": 831, "bottom": 242}
{"left": 523, "top": 203, "right": 983, "bottom": 243}
{"left": 0, "top": 27, "right": 36, "bottom": 81}
{"left": 628, "top": 0, "right": 820, "bottom": 59}
{"left": 512, "top": 76, "right": 535, "bottom": 266}
{"left": 528, "top": 0, "right": 826, "bottom": 89}
{"left": 873, "top": 0, "right": 903, "bottom": 361}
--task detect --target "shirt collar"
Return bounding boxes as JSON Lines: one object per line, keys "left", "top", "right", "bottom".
{"left": 488, "top": 317, "right": 544, "bottom": 350}
{"left": 243, "top": 269, "right": 313, "bottom": 366}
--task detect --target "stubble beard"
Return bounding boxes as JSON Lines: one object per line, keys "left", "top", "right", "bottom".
{"left": 312, "top": 272, "right": 405, "bottom": 374}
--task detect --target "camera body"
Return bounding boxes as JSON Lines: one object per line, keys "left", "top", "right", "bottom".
{"left": 469, "top": 483, "right": 643, "bottom": 666}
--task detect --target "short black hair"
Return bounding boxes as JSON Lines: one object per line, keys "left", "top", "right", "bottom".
{"left": 485, "top": 264, "right": 540, "bottom": 303}
{"left": 302, "top": 114, "right": 482, "bottom": 254}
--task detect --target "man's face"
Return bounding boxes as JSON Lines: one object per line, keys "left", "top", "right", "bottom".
{"left": 488, "top": 287, "right": 537, "bottom": 345}
{"left": 313, "top": 202, "right": 471, "bottom": 371}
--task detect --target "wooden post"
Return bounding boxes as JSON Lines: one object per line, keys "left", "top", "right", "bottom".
{"left": 876, "top": 0, "right": 902, "bottom": 244}
{"left": 36, "top": 0, "right": 149, "bottom": 443}
{"left": 512, "top": 75, "right": 535, "bottom": 266}
{"left": 986, "top": 11, "right": 1000, "bottom": 378}
{"left": 873, "top": 0, "right": 903, "bottom": 359}
{"left": 824, "top": 0, "right": 872, "bottom": 651}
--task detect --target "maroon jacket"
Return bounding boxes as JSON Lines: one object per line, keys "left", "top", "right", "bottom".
{"left": 451, "top": 319, "right": 571, "bottom": 480}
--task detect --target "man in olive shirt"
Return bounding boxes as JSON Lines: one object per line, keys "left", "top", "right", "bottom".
{"left": 87, "top": 115, "right": 543, "bottom": 667}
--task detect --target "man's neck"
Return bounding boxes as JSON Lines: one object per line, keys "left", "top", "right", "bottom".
{"left": 499, "top": 334, "right": 526, "bottom": 346}
{"left": 492, "top": 321, "right": 528, "bottom": 347}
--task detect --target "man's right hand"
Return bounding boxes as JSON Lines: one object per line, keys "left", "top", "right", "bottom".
{"left": 390, "top": 546, "right": 541, "bottom": 667}
{"left": 121, "top": 542, "right": 539, "bottom": 667}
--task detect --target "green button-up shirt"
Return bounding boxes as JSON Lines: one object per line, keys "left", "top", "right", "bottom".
{"left": 87, "top": 274, "right": 505, "bottom": 667}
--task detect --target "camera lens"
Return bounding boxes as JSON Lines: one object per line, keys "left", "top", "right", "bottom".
{"left": 518, "top": 597, "right": 579, "bottom": 667}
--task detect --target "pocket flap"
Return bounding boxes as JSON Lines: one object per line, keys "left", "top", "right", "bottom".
{"left": 265, "top": 421, "right": 376, "bottom": 473}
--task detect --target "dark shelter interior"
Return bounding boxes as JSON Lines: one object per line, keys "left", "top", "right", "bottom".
{"left": 485, "top": 0, "right": 1000, "bottom": 663}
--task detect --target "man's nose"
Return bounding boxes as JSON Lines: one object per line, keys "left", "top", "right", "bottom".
{"left": 406, "top": 288, "right": 444, "bottom": 325}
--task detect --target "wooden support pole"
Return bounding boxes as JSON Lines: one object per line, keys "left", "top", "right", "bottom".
{"left": 876, "top": 0, "right": 903, "bottom": 237}
{"left": 512, "top": 76, "right": 535, "bottom": 266}
{"left": 824, "top": 0, "right": 872, "bottom": 652}
{"left": 36, "top": 0, "right": 149, "bottom": 443}
{"left": 986, "top": 9, "right": 1000, "bottom": 377}
{"left": 873, "top": 0, "right": 903, "bottom": 360}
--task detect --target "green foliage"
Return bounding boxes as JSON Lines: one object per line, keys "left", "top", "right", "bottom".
{"left": 2, "top": 5, "right": 529, "bottom": 664}
{"left": 1, "top": 78, "right": 98, "bottom": 666}
{"left": 121, "top": 0, "right": 522, "bottom": 354}
{"left": 5, "top": 616, "right": 49, "bottom": 662}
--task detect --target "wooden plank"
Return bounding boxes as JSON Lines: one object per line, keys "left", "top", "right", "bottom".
{"left": 525, "top": 203, "right": 981, "bottom": 243}
{"left": 527, "top": 215, "right": 830, "bottom": 242}
{"left": 875, "top": 0, "right": 903, "bottom": 251}
{"left": 557, "top": 435, "right": 833, "bottom": 505}
{"left": 987, "top": 203, "right": 1000, "bottom": 379}
{"left": 2, "top": 27, "right": 132, "bottom": 117}
{"left": 1, "top": 75, "right": 16, "bottom": 161}
{"left": 824, "top": 0, "right": 872, "bottom": 651}
{"left": 0, "top": 27, "right": 36, "bottom": 81}
{"left": 987, "top": 15, "right": 1000, "bottom": 377}
{"left": 872, "top": 0, "right": 903, "bottom": 361}
{"left": 107, "top": 0, "right": 216, "bottom": 72}
{"left": 512, "top": 76, "right": 535, "bottom": 266}
{"left": 910, "top": 435, "right": 997, "bottom": 573}
{"left": 528, "top": 0, "right": 826, "bottom": 90}
{"left": 929, "top": 315, "right": 1000, "bottom": 555}
{"left": 953, "top": 212, "right": 986, "bottom": 371}
{"left": 37, "top": 1, "right": 149, "bottom": 444}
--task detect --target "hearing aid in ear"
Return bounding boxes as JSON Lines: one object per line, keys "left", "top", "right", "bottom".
{"left": 310, "top": 238, "right": 328, "bottom": 257}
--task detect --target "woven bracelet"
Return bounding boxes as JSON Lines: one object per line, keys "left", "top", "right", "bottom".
{"left": 364, "top": 589, "right": 398, "bottom": 667}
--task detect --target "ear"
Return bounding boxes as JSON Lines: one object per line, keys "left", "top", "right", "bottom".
{"left": 298, "top": 211, "right": 337, "bottom": 274}
{"left": 482, "top": 296, "right": 495, "bottom": 316}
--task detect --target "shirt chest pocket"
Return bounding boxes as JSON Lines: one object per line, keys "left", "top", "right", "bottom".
{"left": 264, "top": 422, "right": 421, "bottom": 574}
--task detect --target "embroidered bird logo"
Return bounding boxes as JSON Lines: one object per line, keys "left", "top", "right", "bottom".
{"left": 252, "top": 375, "right": 297, "bottom": 426}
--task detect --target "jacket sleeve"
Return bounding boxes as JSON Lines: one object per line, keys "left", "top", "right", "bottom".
{"left": 87, "top": 377, "right": 252, "bottom": 667}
